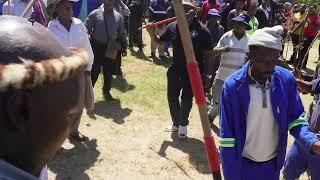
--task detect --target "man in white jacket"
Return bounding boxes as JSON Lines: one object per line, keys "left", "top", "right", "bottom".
{"left": 47, "top": 0, "right": 95, "bottom": 142}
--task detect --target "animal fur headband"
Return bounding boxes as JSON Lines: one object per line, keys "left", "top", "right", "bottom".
{"left": 0, "top": 48, "right": 89, "bottom": 92}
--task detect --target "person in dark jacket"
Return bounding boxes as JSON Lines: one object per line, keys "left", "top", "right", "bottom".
{"left": 127, "top": 0, "right": 144, "bottom": 50}
{"left": 255, "top": 0, "right": 271, "bottom": 28}
{"left": 219, "top": 0, "right": 235, "bottom": 29}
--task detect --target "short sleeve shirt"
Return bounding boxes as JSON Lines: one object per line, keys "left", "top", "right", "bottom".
{"left": 160, "top": 19, "right": 214, "bottom": 74}
{"left": 215, "top": 30, "right": 249, "bottom": 80}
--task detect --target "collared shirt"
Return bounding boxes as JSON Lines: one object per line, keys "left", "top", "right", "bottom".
{"left": 160, "top": 18, "right": 214, "bottom": 74}
{"left": 2, "top": 0, "right": 33, "bottom": 17}
{"left": 243, "top": 75, "right": 280, "bottom": 162}
{"left": 48, "top": 17, "right": 94, "bottom": 71}
{"left": 0, "top": 160, "right": 48, "bottom": 180}
{"left": 84, "top": 8, "right": 127, "bottom": 48}
{"left": 215, "top": 30, "right": 248, "bottom": 81}
{"left": 246, "top": 16, "right": 259, "bottom": 36}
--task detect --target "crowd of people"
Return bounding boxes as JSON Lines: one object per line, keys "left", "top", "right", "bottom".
{"left": 0, "top": 0, "right": 320, "bottom": 179}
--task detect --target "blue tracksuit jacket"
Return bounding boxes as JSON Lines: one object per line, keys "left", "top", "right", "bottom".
{"left": 219, "top": 62, "right": 319, "bottom": 180}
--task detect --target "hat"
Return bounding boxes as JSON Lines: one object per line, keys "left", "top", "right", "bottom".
{"left": 47, "top": 0, "right": 79, "bottom": 19}
{"left": 0, "top": 16, "right": 89, "bottom": 91}
{"left": 232, "top": 13, "right": 252, "bottom": 30}
{"left": 248, "top": 25, "right": 283, "bottom": 51}
{"left": 182, "top": 0, "right": 196, "bottom": 8}
{"left": 208, "top": 8, "right": 221, "bottom": 17}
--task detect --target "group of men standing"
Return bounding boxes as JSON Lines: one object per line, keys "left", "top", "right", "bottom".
{"left": 0, "top": 0, "right": 320, "bottom": 179}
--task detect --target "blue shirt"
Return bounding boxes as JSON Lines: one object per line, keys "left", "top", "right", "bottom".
{"left": 0, "top": 160, "right": 48, "bottom": 180}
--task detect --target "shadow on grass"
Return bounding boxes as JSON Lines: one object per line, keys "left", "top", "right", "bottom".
{"left": 152, "top": 56, "right": 171, "bottom": 68}
{"left": 158, "top": 132, "right": 211, "bottom": 175}
{"left": 48, "top": 139, "right": 100, "bottom": 180}
{"left": 129, "top": 48, "right": 150, "bottom": 61}
{"left": 93, "top": 100, "right": 132, "bottom": 124}
{"left": 112, "top": 76, "right": 135, "bottom": 93}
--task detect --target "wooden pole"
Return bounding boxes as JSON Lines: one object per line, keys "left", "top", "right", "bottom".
{"left": 21, "top": 0, "right": 36, "bottom": 17}
{"left": 171, "top": 0, "right": 221, "bottom": 179}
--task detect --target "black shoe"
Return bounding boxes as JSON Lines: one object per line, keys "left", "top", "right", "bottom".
{"left": 159, "top": 55, "right": 166, "bottom": 59}
{"left": 104, "top": 93, "right": 116, "bottom": 101}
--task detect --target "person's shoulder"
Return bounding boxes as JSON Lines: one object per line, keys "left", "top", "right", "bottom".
{"left": 72, "top": 17, "right": 83, "bottom": 24}
{"left": 47, "top": 19, "right": 59, "bottom": 28}
{"left": 275, "top": 66, "right": 295, "bottom": 82}
{"left": 221, "top": 30, "right": 233, "bottom": 39}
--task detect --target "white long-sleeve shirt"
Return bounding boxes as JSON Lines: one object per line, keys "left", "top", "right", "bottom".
{"left": 2, "top": 0, "right": 33, "bottom": 17}
{"left": 47, "top": 17, "right": 94, "bottom": 71}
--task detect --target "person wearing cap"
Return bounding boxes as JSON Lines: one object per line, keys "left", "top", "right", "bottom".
{"left": 219, "top": 25, "right": 320, "bottom": 180}
{"left": 146, "top": 0, "right": 214, "bottom": 138}
{"left": 47, "top": 0, "right": 94, "bottom": 141}
{"left": 206, "top": 13, "right": 250, "bottom": 124}
{"left": 246, "top": 1, "right": 259, "bottom": 36}
{"left": 226, "top": 0, "right": 245, "bottom": 30}
{"left": 203, "top": 8, "right": 224, "bottom": 93}
{"left": 282, "top": 62, "right": 320, "bottom": 180}
{"left": 200, "top": 0, "right": 220, "bottom": 23}
{"left": 84, "top": 0, "right": 128, "bottom": 101}
{"left": 0, "top": 16, "right": 88, "bottom": 180}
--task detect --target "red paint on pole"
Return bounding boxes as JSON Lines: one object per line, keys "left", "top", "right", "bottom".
{"left": 186, "top": 62, "right": 206, "bottom": 104}
{"left": 204, "top": 135, "right": 220, "bottom": 172}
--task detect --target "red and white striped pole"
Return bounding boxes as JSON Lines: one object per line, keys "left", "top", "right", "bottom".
{"left": 171, "top": 0, "right": 221, "bottom": 179}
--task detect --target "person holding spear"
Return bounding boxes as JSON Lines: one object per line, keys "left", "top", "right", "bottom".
{"left": 219, "top": 25, "right": 320, "bottom": 180}
{"left": 146, "top": 0, "right": 214, "bottom": 138}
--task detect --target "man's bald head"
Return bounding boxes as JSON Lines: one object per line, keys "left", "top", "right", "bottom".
{"left": 0, "top": 16, "right": 87, "bottom": 177}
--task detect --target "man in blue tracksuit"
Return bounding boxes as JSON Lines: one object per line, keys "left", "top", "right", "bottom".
{"left": 219, "top": 25, "right": 320, "bottom": 180}
{"left": 283, "top": 63, "right": 320, "bottom": 180}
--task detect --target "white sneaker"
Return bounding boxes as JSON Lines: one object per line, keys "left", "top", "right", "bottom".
{"left": 164, "top": 124, "right": 178, "bottom": 132}
{"left": 178, "top": 125, "right": 187, "bottom": 138}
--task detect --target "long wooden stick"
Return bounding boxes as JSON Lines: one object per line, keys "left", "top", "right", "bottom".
{"left": 300, "top": 31, "right": 320, "bottom": 70}
{"left": 171, "top": 0, "right": 221, "bottom": 179}
{"left": 21, "top": 0, "right": 36, "bottom": 17}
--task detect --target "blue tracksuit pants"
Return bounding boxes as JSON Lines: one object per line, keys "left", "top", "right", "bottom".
{"left": 283, "top": 140, "right": 320, "bottom": 180}
{"left": 241, "top": 157, "right": 280, "bottom": 180}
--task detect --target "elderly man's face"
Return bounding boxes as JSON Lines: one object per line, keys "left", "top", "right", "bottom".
{"left": 55, "top": 0, "right": 74, "bottom": 21}
{"left": 248, "top": 46, "right": 279, "bottom": 81}
{"left": 2, "top": 73, "right": 82, "bottom": 175}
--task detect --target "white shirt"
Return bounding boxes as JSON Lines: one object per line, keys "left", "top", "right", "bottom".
{"left": 48, "top": 18, "right": 94, "bottom": 71}
{"left": 242, "top": 80, "right": 280, "bottom": 162}
{"left": 215, "top": 30, "right": 249, "bottom": 81}
{"left": 2, "top": 0, "right": 33, "bottom": 18}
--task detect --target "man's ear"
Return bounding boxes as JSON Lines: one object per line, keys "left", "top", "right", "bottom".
{"left": 5, "top": 91, "right": 32, "bottom": 134}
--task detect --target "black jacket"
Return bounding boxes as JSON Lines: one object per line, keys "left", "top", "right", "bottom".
{"left": 255, "top": 7, "right": 270, "bottom": 29}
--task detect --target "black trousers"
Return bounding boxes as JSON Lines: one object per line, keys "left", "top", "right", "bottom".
{"left": 290, "top": 34, "right": 301, "bottom": 63}
{"left": 90, "top": 40, "right": 116, "bottom": 96}
{"left": 167, "top": 67, "right": 193, "bottom": 127}
{"left": 296, "top": 36, "right": 314, "bottom": 69}
{"left": 128, "top": 15, "right": 143, "bottom": 48}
